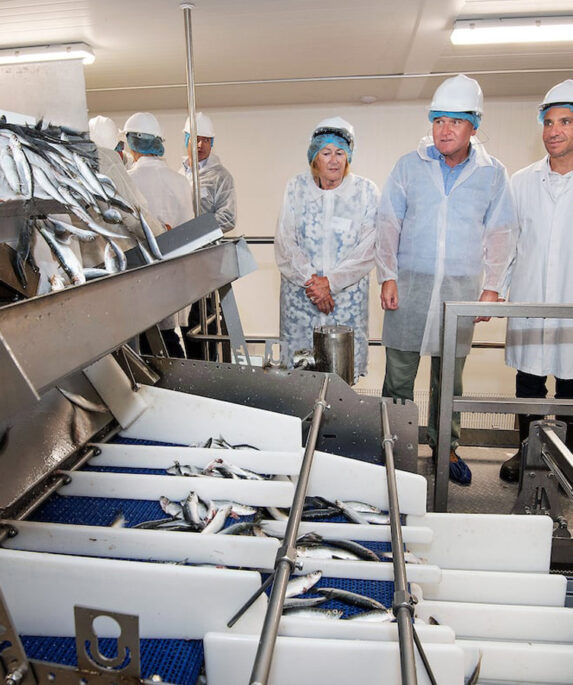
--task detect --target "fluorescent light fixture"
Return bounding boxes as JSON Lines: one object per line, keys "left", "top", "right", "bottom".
{"left": 0, "top": 42, "right": 95, "bottom": 66}
{"left": 451, "top": 16, "right": 573, "bottom": 45}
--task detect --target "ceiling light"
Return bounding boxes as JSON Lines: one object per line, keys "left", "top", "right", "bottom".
{"left": 451, "top": 16, "right": 573, "bottom": 45}
{"left": 0, "top": 43, "right": 95, "bottom": 66}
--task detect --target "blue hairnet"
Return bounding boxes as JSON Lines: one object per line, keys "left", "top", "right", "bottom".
{"left": 428, "top": 110, "right": 481, "bottom": 130}
{"left": 537, "top": 103, "right": 573, "bottom": 124}
{"left": 307, "top": 133, "right": 352, "bottom": 165}
{"left": 126, "top": 132, "right": 165, "bottom": 156}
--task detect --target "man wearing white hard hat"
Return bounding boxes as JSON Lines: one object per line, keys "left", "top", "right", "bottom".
{"left": 501, "top": 79, "right": 573, "bottom": 482}
{"left": 180, "top": 112, "right": 237, "bottom": 359}
{"left": 375, "top": 74, "right": 517, "bottom": 486}
{"left": 180, "top": 112, "right": 236, "bottom": 233}
{"left": 125, "top": 111, "right": 194, "bottom": 358}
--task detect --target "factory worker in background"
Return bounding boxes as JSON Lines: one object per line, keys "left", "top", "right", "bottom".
{"left": 375, "top": 74, "right": 517, "bottom": 486}
{"left": 125, "top": 111, "right": 194, "bottom": 359}
{"left": 180, "top": 112, "right": 237, "bottom": 233}
{"left": 275, "top": 117, "right": 379, "bottom": 383}
{"left": 180, "top": 112, "right": 237, "bottom": 359}
{"left": 501, "top": 79, "right": 573, "bottom": 482}
{"left": 83, "top": 115, "right": 163, "bottom": 268}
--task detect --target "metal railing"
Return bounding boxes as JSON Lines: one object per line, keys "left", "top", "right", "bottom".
{"left": 436, "top": 301, "right": 573, "bottom": 511}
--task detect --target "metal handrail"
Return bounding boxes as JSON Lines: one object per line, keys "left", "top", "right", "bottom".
{"left": 436, "top": 301, "right": 573, "bottom": 511}
{"left": 249, "top": 377, "right": 329, "bottom": 685}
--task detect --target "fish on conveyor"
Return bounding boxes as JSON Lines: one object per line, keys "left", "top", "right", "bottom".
{"left": 381, "top": 551, "right": 426, "bottom": 564}
{"left": 344, "top": 609, "right": 395, "bottom": 623}
{"left": 282, "top": 608, "right": 343, "bottom": 619}
{"left": 313, "top": 588, "right": 387, "bottom": 611}
{"left": 283, "top": 596, "right": 327, "bottom": 610}
{"left": 166, "top": 461, "right": 205, "bottom": 477}
{"left": 295, "top": 533, "right": 380, "bottom": 563}
{"left": 204, "top": 457, "right": 264, "bottom": 481}
{"left": 335, "top": 500, "right": 372, "bottom": 525}
{"left": 285, "top": 570, "right": 323, "bottom": 598}
{"left": 201, "top": 504, "right": 232, "bottom": 534}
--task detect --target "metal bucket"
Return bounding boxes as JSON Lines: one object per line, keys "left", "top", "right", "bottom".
{"left": 313, "top": 324, "right": 354, "bottom": 385}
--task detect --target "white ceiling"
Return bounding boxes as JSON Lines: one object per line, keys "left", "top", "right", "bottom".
{"left": 0, "top": 0, "right": 572, "bottom": 112}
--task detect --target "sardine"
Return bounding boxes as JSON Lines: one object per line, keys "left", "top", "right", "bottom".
{"left": 382, "top": 551, "right": 426, "bottom": 564}
{"left": 335, "top": 500, "right": 371, "bottom": 525}
{"left": 57, "top": 387, "right": 108, "bottom": 413}
{"left": 466, "top": 651, "right": 482, "bottom": 685}
{"left": 159, "top": 496, "right": 184, "bottom": 519}
{"left": 296, "top": 545, "right": 360, "bottom": 561}
{"left": 201, "top": 504, "right": 232, "bottom": 534}
{"left": 315, "top": 588, "right": 387, "bottom": 611}
{"left": 38, "top": 226, "right": 84, "bottom": 284}
{"left": 344, "top": 609, "right": 394, "bottom": 623}
{"left": 212, "top": 500, "right": 257, "bottom": 517}
{"left": 283, "top": 596, "right": 327, "bottom": 609}
{"left": 138, "top": 209, "right": 162, "bottom": 260}
{"left": 342, "top": 500, "right": 383, "bottom": 514}
{"left": 282, "top": 608, "right": 343, "bottom": 619}
{"left": 0, "top": 145, "right": 21, "bottom": 194}
{"left": 285, "top": 570, "right": 323, "bottom": 598}
{"left": 182, "top": 491, "right": 203, "bottom": 527}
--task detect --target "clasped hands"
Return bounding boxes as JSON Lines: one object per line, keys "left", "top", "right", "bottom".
{"left": 305, "top": 274, "right": 334, "bottom": 314}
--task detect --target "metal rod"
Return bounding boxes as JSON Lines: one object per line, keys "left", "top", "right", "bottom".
{"left": 226, "top": 571, "right": 276, "bottom": 628}
{"left": 249, "top": 376, "right": 329, "bottom": 685}
{"left": 381, "top": 400, "right": 419, "bottom": 685}
{"left": 180, "top": 2, "right": 201, "bottom": 216}
{"left": 199, "top": 296, "right": 209, "bottom": 360}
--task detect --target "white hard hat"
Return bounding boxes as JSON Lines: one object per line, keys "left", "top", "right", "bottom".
{"left": 539, "top": 79, "right": 573, "bottom": 111}
{"left": 311, "top": 116, "right": 355, "bottom": 149}
{"left": 123, "top": 112, "right": 164, "bottom": 138}
{"left": 430, "top": 74, "right": 483, "bottom": 115}
{"left": 183, "top": 112, "right": 215, "bottom": 138}
{"left": 88, "top": 116, "right": 119, "bottom": 150}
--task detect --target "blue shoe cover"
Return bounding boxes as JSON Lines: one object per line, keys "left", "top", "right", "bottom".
{"left": 449, "top": 455, "right": 472, "bottom": 486}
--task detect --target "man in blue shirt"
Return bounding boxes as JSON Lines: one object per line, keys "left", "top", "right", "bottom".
{"left": 375, "top": 74, "right": 517, "bottom": 486}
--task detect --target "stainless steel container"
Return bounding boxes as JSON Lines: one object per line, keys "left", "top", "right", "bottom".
{"left": 313, "top": 324, "right": 354, "bottom": 385}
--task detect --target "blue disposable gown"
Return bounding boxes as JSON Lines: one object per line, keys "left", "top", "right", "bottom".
{"left": 376, "top": 137, "right": 517, "bottom": 357}
{"left": 181, "top": 153, "right": 237, "bottom": 233}
{"left": 506, "top": 158, "right": 573, "bottom": 378}
{"left": 275, "top": 171, "right": 379, "bottom": 380}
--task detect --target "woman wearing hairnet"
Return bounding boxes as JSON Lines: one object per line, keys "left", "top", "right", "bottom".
{"left": 274, "top": 117, "right": 379, "bottom": 382}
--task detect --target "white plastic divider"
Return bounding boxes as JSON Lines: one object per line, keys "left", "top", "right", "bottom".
{"left": 419, "top": 568, "right": 567, "bottom": 607}
{"left": 456, "top": 638, "right": 573, "bottom": 684}
{"left": 2, "top": 520, "right": 280, "bottom": 569}
{"left": 277, "top": 617, "right": 456, "bottom": 644}
{"left": 119, "top": 385, "right": 303, "bottom": 452}
{"left": 89, "top": 443, "right": 304, "bottom": 473}
{"left": 59, "top": 471, "right": 295, "bottom": 507}
{"left": 204, "top": 632, "right": 465, "bottom": 685}
{"left": 88, "top": 444, "right": 428, "bottom": 516}
{"left": 406, "top": 512, "right": 553, "bottom": 572}
{"left": 0, "top": 549, "right": 266, "bottom": 639}
{"left": 415, "top": 599, "right": 573, "bottom": 643}
{"left": 307, "top": 451, "right": 427, "bottom": 515}
{"left": 84, "top": 355, "right": 148, "bottom": 429}
{"left": 262, "top": 520, "right": 432, "bottom": 545}
{"left": 295, "top": 557, "right": 441, "bottom": 584}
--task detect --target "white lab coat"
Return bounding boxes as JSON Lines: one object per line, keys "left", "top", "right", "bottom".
{"left": 376, "top": 137, "right": 517, "bottom": 357}
{"left": 506, "top": 157, "right": 573, "bottom": 378}
{"left": 180, "top": 153, "right": 236, "bottom": 233}
{"left": 129, "top": 156, "right": 194, "bottom": 329}
{"left": 275, "top": 171, "right": 379, "bottom": 380}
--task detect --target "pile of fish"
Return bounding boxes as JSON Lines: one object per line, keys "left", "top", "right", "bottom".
{"left": 167, "top": 457, "right": 265, "bottom": 480}
{"left": 0, "top": 119, "right": 162, "bottom": 290}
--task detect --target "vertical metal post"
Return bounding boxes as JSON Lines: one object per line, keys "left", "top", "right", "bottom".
{"left": 381, "top": 401, "right": 418, "bottom": 685}
{"left": 249, "top": 377, "right": 329, "bottom": 685}
{"left": 180, "top": 2, "right": 201, "bottom": 216}
{"left": 435, "top": 302, "right": 458, "bottom": 512}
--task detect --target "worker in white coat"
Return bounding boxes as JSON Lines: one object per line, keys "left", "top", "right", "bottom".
{"left": 180, "top": 112, "right": 237, "bottom": 359}
{"left": 501, "top": 79, "right": 573, "bottom": 482}
{"left": 125, "top": 112, "right": 194, "bottom": 358}
{"left": 275, "top": 117, "right": 379, "bottom": 382}
{"left": 180, "top": 112, "right": 237, "bottom": 233}
{"left": 376, "top": 74, "right": 517, "bottom": 486}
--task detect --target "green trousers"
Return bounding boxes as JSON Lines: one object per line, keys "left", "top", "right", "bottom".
{"left": 382, "top": 347, "right": 466, "bottom": 450}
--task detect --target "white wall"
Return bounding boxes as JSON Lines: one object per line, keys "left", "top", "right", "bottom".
{"left": 98, "top": 98, "right": 546, "bottom": 394}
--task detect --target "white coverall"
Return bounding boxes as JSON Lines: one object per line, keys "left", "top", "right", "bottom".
{"left": 376, "top": 136, "right": 517, "bottom": 357}
{"left": 506, "top": 157, "right": 573, "bottom": 378}
{"left": 129, "top": 156, "right": 194, "bottom": 329}
{"left": 181, "top": 153, "right": 236, "bottom": 232}
{"left": 275, "top": 170, "right": 379, "bottom": 380}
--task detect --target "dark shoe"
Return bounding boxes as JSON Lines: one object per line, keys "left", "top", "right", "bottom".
{"left": 449, "top": 450, "right": 472, "bottom": 486}
{"left": 499, "top": 451, "right": 521, "bottom": 483}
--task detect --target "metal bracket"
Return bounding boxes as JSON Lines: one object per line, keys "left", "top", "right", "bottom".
{"left": 0, "top": 586, "right": 163, "bottom": 685}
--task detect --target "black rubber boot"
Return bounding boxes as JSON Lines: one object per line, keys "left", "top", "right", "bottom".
{"left": 499, "top": 414, "right": 542, "bottom": 483}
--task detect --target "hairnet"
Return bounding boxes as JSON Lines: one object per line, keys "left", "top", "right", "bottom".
{"left": 126, "top": 132, "right": 165, "bottom": 156}
{"left": 537, "top": 103, "right": 573, "bottom": 124}
{"left": 428, "top": 110, "right": 480, "bottom": 130}
{"left": 307, "top": 133, "right": 352, "bottom": 165}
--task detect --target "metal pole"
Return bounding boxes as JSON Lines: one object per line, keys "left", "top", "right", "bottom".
{"left": 180, "top": 2, "right": 201, "bottom": 216}
{"left": 381, "top": 400, "right": 418, "bottom": 685}
{"left": 249, "top": 376, "right": 329, "bottom": 685}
